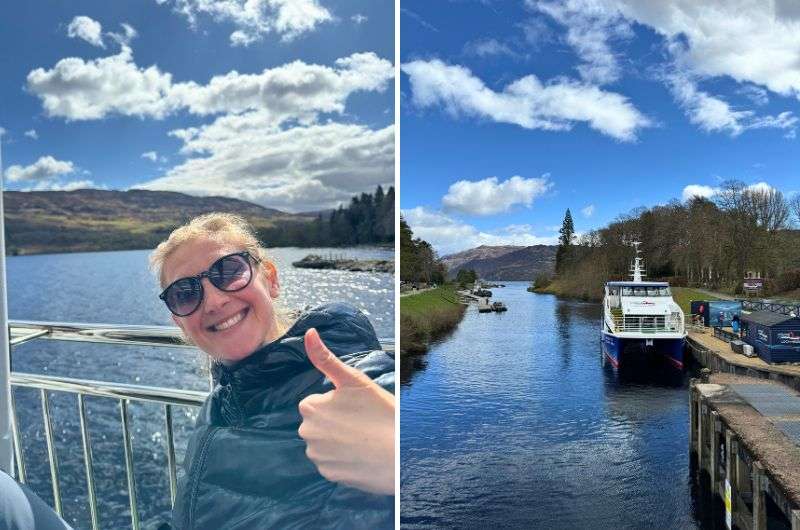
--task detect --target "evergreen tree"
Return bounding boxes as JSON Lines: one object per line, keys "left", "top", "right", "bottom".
{"left": 556, "top": 208, "right": 575, "bottom": 273}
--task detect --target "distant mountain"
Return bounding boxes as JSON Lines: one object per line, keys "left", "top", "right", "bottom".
{"left": 441, "top": 245, "right": 557, "bottom": 281}
{"left": 3, "top": 189, "right": 314, "bottom": 255}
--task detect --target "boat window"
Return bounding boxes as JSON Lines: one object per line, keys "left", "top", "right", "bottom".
{"left": 660, "top": 287, "right": 670, "bottom": 296}
{"left": 622, "top": 287, "right": 633, "bottom": 296}
{"left": 646, "top": 287, "right": 659, "bottom": 296}
{"left": 633, "top": 287, "right": 647, "bottom": 296}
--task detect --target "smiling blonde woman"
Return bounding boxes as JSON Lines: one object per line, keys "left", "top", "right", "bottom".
{"left": 152, "top": 213, "right": 395, "bottom": 529}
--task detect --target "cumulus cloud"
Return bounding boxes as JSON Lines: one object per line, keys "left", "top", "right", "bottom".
{"left": 682, "top": 184, "right": 718, "bottom": 202}
{"left": 682, "top": 181, "right": 778, "bottom": 202}
{"left": 67, "top": 16, "right": 105, "bottom": 48}
{"left": 402, "top": 59, "right": 650, "bottom": 141}
{"left": 442, "top": 175, "right": 552, "bottom": 215}
{"left": 135, "top": 120, "right": 394, "bottom": 212}
{"left": 27, "top": 49, "right": 393, "bottom": 121}
{"left": 24, "top": 130, "right": 38, "bottom": 140}
{"left": 159, "top": 0, "right": 331, "bottom": 45}
{"left": 5, "top": 156, "right": 75, "bottom": 182}
{"left": 403, "top": 206, "right": 559, "bottom": 255}
{"left": 581, "top": 204, "right": 595, "bottom": 217}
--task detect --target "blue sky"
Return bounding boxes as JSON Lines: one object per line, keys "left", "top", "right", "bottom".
{"left": 0, "top": 0, "right": 393, "bottom": 212}
{"left": 400, "top": 1, "right": 800, "bottom": 255}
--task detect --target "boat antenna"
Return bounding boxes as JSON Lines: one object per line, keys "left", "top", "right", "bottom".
{"left": 629, "top": 240, "right": 646, "bottom": 283}
{"left": 0, "top": 130, "right": 12, "bottom": 475}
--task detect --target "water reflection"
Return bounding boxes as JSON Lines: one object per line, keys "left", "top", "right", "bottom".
{"left": 401, "top": 282, "right": 723, "bottom": 529}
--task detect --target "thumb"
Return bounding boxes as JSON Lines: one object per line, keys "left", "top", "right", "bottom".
{"left": 304, "top": 328, "right": 371, "bottom": 389}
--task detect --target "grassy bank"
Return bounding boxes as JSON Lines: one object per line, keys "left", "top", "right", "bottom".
{"left": 400, "top": 284, "right": 467, "bottom": 354}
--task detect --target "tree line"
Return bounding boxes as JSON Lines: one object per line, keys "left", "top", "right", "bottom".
{"left": 258, "top": 186, "right": 394, "bottom": 247}
{"left": 400, "top": 215, "right": 447, "bottom": 284}
{"left": 550, "top": 181, "right": 800, "bottom": 299}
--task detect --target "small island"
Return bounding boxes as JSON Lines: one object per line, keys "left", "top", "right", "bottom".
{"left": 292, "top": 254, "right": 394, "bottom": 273}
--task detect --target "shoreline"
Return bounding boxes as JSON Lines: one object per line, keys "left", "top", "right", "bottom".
{"left": 399, "top": 284, "right": 467, "bottom": 355}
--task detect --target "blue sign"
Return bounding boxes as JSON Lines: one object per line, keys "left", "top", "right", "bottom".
{"left": 709, "top": 301, "right": 742, "bottom": 328}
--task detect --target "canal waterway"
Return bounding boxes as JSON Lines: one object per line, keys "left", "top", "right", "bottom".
{"left": 8, "top": 247, "right": 394, "bottom": 530}
{"left": 400, "top": 281, "right": 721, "bottom": 529}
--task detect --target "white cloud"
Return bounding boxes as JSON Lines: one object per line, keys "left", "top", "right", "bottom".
{"left": 5, "top": 156, "right": 75, "bottom": 182}
{"left": 581, "top": 204, "right": 595, "bottom": 217}
{"left": 159, "top": 0, "right": 331, "bottom": 45}
{"left": 108, "top": 23, "right": 138, "bottom": 46}
{"left": 682, "top": 184, "right": 718, "bottom": 202}
{"left": 668, "top": 73, "right": 798, "bottom": 136}
{"left": 351, "top": 14, "right": 368, "bottom": 24}
{"left": 67, "top": 16, "right": 105, "bottom": 48}
{"left": 463, "top": 38, "right": 520, "bottom": 59}
{"left": 442, "top": 175, "right": 552, "bottom": 215}
{"left": 535, "top": 0, "right": 631, "bottom": 84}
{"left": 141, "top": 150, "right": 167, "bottom": 163}
{"left": 528, "top": 1, "right": 800, "bottom": 136}
{"left": 135, "top": 121, "right": 394, "bottom": 212}
{"left": 403, "top": 206, "right": 558, "bottom": 255}
{"left": 27, "top": 49, "right": 393, "bottom": 121}
{"left": 24, "top": 130, "right": 38, "bottom": 140}
{"left": 402, "top": 59, "right": 650, "bottom": 141}
{"left": 22, "top": 179, "right": 100, "bottom": 192}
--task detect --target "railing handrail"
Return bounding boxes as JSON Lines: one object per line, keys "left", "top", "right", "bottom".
{"left": 8, "top": 319, "right": 395, "bottom": 352}
{"left": 11, "top": 372, "right": 207, "bottom": 407}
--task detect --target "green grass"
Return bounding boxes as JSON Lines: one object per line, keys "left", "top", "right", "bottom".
{"left": 671, "top": 287, "right": 721, "bottom": 314}
{"left": 400, "top": 284, "right": 466, "bottom": 354}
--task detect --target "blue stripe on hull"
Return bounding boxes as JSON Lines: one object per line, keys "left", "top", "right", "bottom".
{"left": 601, "top": 331, "right": 684, "bottom": 369}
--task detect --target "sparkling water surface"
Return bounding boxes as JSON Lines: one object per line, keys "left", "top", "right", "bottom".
{"left": 400, "top": 282, "right": 722, "bottom": 530}
{"left": 7, "top": 247, "right": 393, "bottom": 530}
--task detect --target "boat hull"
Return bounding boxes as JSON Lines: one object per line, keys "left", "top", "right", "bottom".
{"left": 601, "top": 331, "right": 685, "bottom": 370}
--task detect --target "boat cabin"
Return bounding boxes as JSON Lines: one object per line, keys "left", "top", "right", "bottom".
{"left": 605, "top": 281, "right": 672, "bottom": 308}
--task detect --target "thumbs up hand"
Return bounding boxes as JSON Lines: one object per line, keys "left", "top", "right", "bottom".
{"left": 298, "top": 328, "right": 395, "bottom": 495}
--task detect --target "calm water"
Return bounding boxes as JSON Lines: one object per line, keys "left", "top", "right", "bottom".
{"left": 400, "top": 282, "right": 720, "bottom": 530}
{"left": 7, "top": 247, "right": 393, "bottom": 530}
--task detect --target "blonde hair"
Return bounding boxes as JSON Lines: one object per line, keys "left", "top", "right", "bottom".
{"left": 150, "top": 212, "right": 292, "bottom": 340}
{"left": 151, "top": 213, "right": 271, "bottom": 287}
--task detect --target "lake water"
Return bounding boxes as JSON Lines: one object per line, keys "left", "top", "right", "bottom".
{"left": 400, "top": 282, "right": 722, "bottom": 530}
{"left": 7, "top": 247, "right": 394, "bottom": 529}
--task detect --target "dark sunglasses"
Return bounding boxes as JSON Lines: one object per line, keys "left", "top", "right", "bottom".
{"left": 159, "top": 251, "right": 260, "bottom": 317}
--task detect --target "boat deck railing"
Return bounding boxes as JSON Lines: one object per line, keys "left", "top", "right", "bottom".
{"left": 609, "top": 315, "right": 683, "bottom": 334}
{"left": 5, "top": 319, "right": 394, "bottom": 530}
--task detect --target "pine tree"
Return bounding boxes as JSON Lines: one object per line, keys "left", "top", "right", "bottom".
{"left": 556, "top": 208, "right": 575, "bottom": 273}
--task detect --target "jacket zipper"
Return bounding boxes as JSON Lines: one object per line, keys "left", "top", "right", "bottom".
{"left": 185, "top": 426, "right": 220, "bottom": 529}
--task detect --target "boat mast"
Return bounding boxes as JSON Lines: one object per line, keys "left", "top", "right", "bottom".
{"left": 0, "top": 131, "right": 12, "bottom": 474}
{"left": 629, "top": 241, "right": 645, "bottom": 283}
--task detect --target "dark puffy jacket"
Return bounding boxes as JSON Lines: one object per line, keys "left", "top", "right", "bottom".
{"left": 172, "top": 303, "right": 395, "bottom": 529}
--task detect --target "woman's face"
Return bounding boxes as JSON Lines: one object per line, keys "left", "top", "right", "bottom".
{"left": 162, "top": 237, "right": 280, "bottom": 363}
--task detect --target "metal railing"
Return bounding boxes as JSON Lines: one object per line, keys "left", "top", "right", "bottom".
{"left": 6, "top": 320, "right": 394, "bottom": 530}
{"left": 741, "top": 299, "right": 800, "bottom": 316}
{"left": 610, "top": 315, "right": 683, "bottom": 334}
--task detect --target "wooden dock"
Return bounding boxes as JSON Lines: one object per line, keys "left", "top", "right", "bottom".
{"left": 691, "top": 373, "right": 800, "bottom": 529}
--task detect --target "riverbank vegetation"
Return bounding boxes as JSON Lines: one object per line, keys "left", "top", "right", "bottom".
{"left": 533, "top": 181, "right": 800, "bottom": 301}
{"left": 400, "top": 216, "right": 467, "bottom": 353}
{"left": 401, "top": 285, "right": 467, "bottom": 354}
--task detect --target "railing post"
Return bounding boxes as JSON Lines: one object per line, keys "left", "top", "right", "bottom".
{"left": 78, "top": 394, "right": 100, "bottom": 530}
{"left": 41, "top": 389, "right": 63, "bottom": 515}
{"left": 120, "top": 399, "right": 140, "bottom": 530}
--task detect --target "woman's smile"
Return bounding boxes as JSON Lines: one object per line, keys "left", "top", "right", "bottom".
{"left": 208, "top": 307, "right": 249, "bottom": 332}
